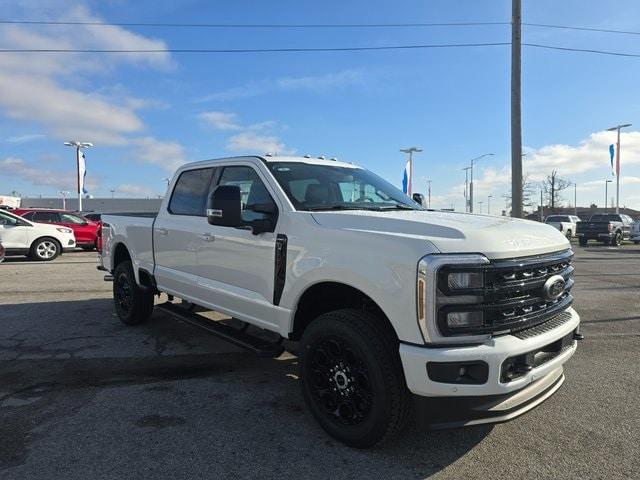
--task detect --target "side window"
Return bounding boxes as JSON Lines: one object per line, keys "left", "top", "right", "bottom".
{"left": 217, "top": 166, "right": 277, "bottom": 223}
{"left": 21, "top": 212, "right": 36, "bottom": 221}
{"left": 169, "top": 168, "right": 216, "bottom": 216}
{"left": 60, "top": 213, "right": 86, "bottom": 224}
{"left": 33, "top": 211, "right": 60, "bottom": 223}
{"left": 0, "top": 212, "right": 19, "bottom": 226}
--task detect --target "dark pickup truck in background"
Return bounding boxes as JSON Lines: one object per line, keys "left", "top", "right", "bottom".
{"left": 576, "top": 213, "right": 635, "bottom": 246}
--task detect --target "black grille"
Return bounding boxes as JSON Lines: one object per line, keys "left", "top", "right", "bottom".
{"left": 438, "top": 250, "right": 574, "bottom": 336}
{"left": 512, "top": 311, "right": 573, "bottom": 339}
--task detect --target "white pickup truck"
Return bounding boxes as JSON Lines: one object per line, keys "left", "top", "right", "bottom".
{"left": 99, "top": 155, "right": 581, "bottom": 447}
{"left": 544, "top": 215, "right": 581, "bottom": 239}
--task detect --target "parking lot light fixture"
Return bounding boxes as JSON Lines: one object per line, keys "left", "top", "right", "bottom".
{"left": 606, "top": 123, "right": 632, "bottom": 213}
{"left": 469, "top": 153, "right": 494, "bottom": 213}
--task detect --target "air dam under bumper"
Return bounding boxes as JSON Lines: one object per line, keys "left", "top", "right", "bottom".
{"left": 399, "top": 307, "right": 579, "bottom": 417}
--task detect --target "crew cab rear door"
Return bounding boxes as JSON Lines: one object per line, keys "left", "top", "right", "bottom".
{"left": 0, "top": 211, "right": 29, "bottom": 249}
{"left": 153, "top": 166, "right": 217, "bottom": 298}
{"left": 195, "top": 162, "right": 281, "bottom": 329}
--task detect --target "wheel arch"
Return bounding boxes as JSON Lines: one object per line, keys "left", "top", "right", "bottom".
{"left": 290, "top": 281, "right": 396, "bottom": 342}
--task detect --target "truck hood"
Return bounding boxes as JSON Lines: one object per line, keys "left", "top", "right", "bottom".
{"left": 310, "top": 210, "right": 570, "bottom": 259}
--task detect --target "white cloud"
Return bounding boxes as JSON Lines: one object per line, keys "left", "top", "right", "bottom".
{"left": 199, "top": 111, "right": 241, "bottom": 131}
{"left": 199, "top": 69, "right": 364, "bottom": 102}
{"left": 0, "top": 5, "right": 172, "bottom": 146}
{"left": 132, "top": 137, "right": 187, "bottom": 171}
{"left": 5, "top": 134, "right": 45, "bottom": 144}
{"left": 115, "top": 183, "right": 157, "bottom": 197}
{"left": 0, "top": 156, "right": 99, "bottom": 191}
{"left": 226, "top": 131, "right": 294, "bottom": 155}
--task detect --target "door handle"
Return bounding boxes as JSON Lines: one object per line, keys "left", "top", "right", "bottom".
{"left": 199, "top": 233, "right": 215, "bottom": 242}
{"left": 155, "top": 228, "right": 168, "bottom": 236}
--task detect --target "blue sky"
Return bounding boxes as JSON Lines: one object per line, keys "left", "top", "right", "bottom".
{"left": 2, "top": 0, "right": 640, "bottom": 210}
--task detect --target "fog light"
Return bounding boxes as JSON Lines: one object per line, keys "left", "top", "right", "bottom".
{"left": 427, "top": 361, "right": 489, "bottom": 384}
{"left": 446, "top": 311, "right": 483, "bottom": 328}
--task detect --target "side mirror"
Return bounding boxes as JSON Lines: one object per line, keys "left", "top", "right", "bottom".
{"left": 412, "top": 193, "right": 426, "bottom": 206}
{"left": 207, "top": 185, "right": 242, "bottom": 227}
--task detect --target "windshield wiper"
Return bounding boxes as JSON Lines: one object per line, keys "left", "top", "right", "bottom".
{"left": 372, "top": 204, "right": 417, "bottom": 211}
{"left": 306, "top": 204, "right": 368, "bottom": 211}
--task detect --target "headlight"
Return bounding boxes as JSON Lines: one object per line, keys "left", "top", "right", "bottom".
{"left": 447, "top": 271, "right": 483, "bottom": 290}
{"left": 56, "top": 227, "right": 73, "bottom": 234}
{"left": 446, "top": 311, "right": 483, "bottom": 328}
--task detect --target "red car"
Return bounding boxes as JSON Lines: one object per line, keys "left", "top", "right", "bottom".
{"left": 13, "top": 208, "right": 100, "bottom": 251}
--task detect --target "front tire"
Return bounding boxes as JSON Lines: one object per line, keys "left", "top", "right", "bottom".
{"left": 299, "top": 309, "right": 411, "bottom": 448}
{"left": 113, "top": 260, "right": 154, "bottom": 325}
{"left": 29, "top": 237, "right": 61, "bottom": 261}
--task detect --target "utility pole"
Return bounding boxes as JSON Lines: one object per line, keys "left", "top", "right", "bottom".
{"left": 462, "top": 167, "right": 471, "bottom": 212}
{"left": 573, "top": 182, "right": 577, "bottom": 216}
{"left": 469, "top": 153, "right": 494, "bottom": 213}
{"left": 59, "top": 191, "right": 68, "bottom": 210}
{"left": 400, "top": 147, "right": 422, "bottom": 196}
{"left": 606, "top": 123, "right": 632, "bottom": 214}
{"left": 605, "top": 179, "right": 612, "bottom": 213}
{"left": 64, "top": 141, "right": 93, "bottom": 212}
{"left": 487, "top": 195, "right": 493, "bottom": 215}
{"left": 426, "top": 179, "right": 432, "bottom": 208}
{"left": 511, "top": 0, "right": 523, "bottom": 218}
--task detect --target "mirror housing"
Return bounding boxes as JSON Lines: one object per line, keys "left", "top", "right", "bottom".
{"left": 412, "top": 193, "right": 426, "bottom": 206}
{"left": 207, "top": 185, "right": 242, "bottom": 227}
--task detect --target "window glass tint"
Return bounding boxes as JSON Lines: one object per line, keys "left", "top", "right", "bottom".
{"left": 268, "top": 162, "right": 419, "bottom": 211}
{"left": 60, "top": 213, "right": 86, "bottom": 224}
{"left": 33, "top": 211, "right": 60, "bottom": 222}
{"left": 21, "top": 212, "right": 36, "bottom": 220}
{"left": 218, "top": 166, "right": 276, "bottom": 222}
{"left": 169, "top": 168, "right": 215, "bottom": 216}
{"left": 0, "top": 211, "right": 19, "bottom": 226}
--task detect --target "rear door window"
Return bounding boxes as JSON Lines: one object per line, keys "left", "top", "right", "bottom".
{"left": 32, "top": 211, "right": 60, "bottom": 223}
{"left": 169, "top": 168, "right": 216, "bottom": 216}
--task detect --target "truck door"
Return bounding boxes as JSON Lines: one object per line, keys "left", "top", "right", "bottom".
{"left": 153, "top": 167, "right": 217, "bottom": 298}
{"left": 195, "top": 164, "right": 280, "bottom": 329}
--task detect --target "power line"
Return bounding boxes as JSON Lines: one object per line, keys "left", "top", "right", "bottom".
{"left": 523, "top": 22, "right": 640, "bottom": 36}
{"left": 0, "top": 42, "right": 511, "bottom": 54}
{"left": 0, "top": 19, "right": 509, "bottom": 28}
{"left": 524, "top": 43, "right": 640, "bottom": 58}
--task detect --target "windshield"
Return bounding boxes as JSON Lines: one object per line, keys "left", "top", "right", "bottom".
{"left": 267, "top": 162, "right": 422, "bottom": 211}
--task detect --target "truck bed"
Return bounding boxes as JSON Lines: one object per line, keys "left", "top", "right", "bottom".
{"left": 101, "top": 213, "right": 156, "bottom": 276}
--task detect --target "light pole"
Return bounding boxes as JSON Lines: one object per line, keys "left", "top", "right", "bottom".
{"left": 462, "top": 167, "right": 471, "bottom": 212}
{"left": 487, "top": 195, "right": 493, "bottom": 215}
{"left": 400, "top": 147, "right": 422, "bottom": 196}
{"left": 573, "top": 182, "right": 577, "bottom": 216}
{"left": 426, "top": 179, "right": 432, "bottom": 208}
{"left": 469, "top": 153, "right": 494, "bottom": 213}
{"left": 64, "top": 141, "right": 93, "bottom": 211}
{"left": 606, "top": 123, "right": 632, "bottom": 213}
{"left": 478, "top": 201, "right": 484, "bottom": 214}
{"left": 59, "top": 191, "right": 69, "bottom": 210}
{"left": 110, "top": 189, "right": 116, "bottom": 199}
{"left": 605, "top": 179, "right": 612, "bottom": 213}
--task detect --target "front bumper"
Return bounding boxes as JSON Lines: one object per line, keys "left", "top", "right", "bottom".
{"left": 399, "top": 307, "right": 579, "bottom": 399}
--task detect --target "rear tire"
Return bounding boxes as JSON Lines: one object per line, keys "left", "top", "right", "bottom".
{"left": 579, "top": 238, "right": 587, "bottom": 247}
{"left": 299, "top": 309, "right": 412, "bottom": 448}
{"left": 29, "top": 237, "right": 61, "bottom": 261}
{"left": 613, "top": 232, "right": 622, "bottom": 246}
{"left": 565, "top": 230, "right": 572, "bottom": 240}
{"left": 113, "top": 260, "right": 154, "bottom": 325}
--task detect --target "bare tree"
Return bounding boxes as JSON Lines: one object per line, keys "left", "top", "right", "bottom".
{"left": 543, "top": 170, "right": 571, "bottom": 210}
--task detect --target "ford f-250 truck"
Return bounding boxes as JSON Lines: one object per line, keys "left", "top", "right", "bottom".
{"left": 576, "top": 213, "right": 634, "bottom": 246}
{"left": 99, "top": 155, "right": 581, "bottom": 447}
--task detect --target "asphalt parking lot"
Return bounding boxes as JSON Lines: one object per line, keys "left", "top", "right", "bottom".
{"left": 1, "top": 246, "right": 639, "bottom": 479}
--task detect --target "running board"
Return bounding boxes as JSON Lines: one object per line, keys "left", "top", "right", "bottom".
{"left": 156, "top": 302, "right": 285, "bottom": 358}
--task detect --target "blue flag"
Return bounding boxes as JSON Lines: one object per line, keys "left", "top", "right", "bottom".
{"left": 609, "top": 144, "right": 615, "bottom": 176}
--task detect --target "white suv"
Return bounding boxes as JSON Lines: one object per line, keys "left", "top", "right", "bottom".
{"left": 0, "top": 209, "right": 76, "bottom": 261}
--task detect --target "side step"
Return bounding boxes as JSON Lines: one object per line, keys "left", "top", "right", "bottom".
{"left": 156, "top": 302, "right": 285, "bottom": 358}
